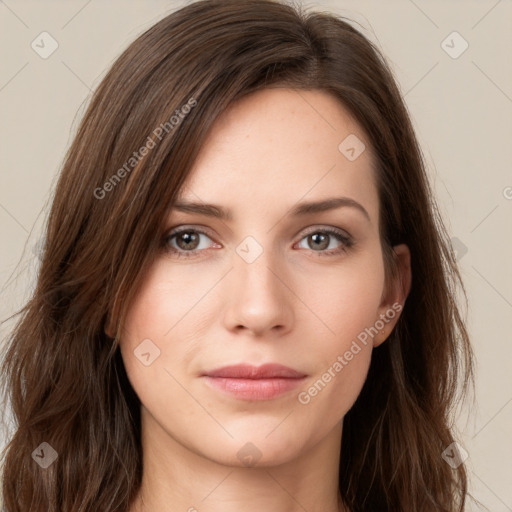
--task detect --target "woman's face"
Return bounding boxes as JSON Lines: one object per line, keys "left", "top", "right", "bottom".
{"left": 119, "top": 87, "right": 408, "bottom": 468}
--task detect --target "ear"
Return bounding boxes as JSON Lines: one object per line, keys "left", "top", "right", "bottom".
{"left": 373, "top": 243, "right": 411, "bottom": 347}
{"left": 105, "top": 313, "right": 115, "bottom": 339}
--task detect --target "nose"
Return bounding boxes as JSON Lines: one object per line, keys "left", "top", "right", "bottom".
{"left": 222, "top": 245, "right": 294, "bottom": 337}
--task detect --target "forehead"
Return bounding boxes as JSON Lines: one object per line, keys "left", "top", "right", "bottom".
{"left": 177, "top": 88, "right": 379, "bottom": 225}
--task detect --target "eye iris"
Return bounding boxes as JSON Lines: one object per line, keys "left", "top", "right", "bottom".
{"left": 309, "top": 233, "right": 329, "bottom": 251}
{"left": 177, "top": 231, "right": 199, "bottom": 250}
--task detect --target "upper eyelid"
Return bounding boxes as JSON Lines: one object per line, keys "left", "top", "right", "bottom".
{"left": 167, "top": 225, "right": 221, "bottom": 244}
{"left": 167, "top": 224, "right": 215, "bottom": 236}
{"left": 166, "top": 223, "right": 351, "bottom": 233}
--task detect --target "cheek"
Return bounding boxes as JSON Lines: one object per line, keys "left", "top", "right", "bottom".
{"left": 118, "top": 259, "right": 220, "bottom": 404}
{"left": 299, "top": 247, "right": 385, "bottom": 341}
{"left": 294, "top": 249, "right": 384, "bottom": 415}
{"left": 118, "top": 265, "right": 181, "bottom": 397}
{"left": 120, "top": 259, "right": 213, "bottom": 351}
{"left": 296, "top": 338, "right": 373, "bottom": 431}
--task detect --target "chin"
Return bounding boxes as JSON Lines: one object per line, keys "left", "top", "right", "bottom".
{"left": 202, "top": 426, "right": 306, "bottom": 468}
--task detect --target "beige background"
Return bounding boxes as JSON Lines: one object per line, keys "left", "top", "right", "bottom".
{"left": 0, "top": 0, "right": 511, "bottom": 510}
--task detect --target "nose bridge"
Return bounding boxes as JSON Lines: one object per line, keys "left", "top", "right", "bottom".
{"left": 222, "top": 234, "right": 294, "bottom": 334}
{"left": 234, "top": 234, "right": 284, "bottom": 301}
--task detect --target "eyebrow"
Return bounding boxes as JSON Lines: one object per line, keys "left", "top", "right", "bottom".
{"left": 170, "top": 197, "right": 371, "bottom": 223}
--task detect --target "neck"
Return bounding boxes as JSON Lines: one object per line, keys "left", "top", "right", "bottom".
{"left": 130, "top": 406, "right": 347, "bottom": 512}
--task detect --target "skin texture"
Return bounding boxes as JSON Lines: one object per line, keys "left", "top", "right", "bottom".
{"left": 120, "top": 88, "right": 411, "bottom": 512}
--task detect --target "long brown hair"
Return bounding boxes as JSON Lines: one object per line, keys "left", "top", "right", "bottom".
{"left": 1, "top": 0, "right": 474, "bottom": 510}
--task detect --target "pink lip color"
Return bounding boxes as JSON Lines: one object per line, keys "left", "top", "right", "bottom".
{"left": 202, "top": 363, "right": 307, "bottom": 401}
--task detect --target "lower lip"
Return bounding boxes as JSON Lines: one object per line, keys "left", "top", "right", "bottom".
{"left": 203, "top": 376, "right": 306, "bottom": 400}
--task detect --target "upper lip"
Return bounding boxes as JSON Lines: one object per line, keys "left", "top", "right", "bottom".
{"left": 202, "top": 363, "right": 307, "bottom": 379}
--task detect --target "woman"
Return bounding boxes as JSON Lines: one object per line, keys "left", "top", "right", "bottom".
{"left": 0, "top": 0, "right": 474, "bottom": 510}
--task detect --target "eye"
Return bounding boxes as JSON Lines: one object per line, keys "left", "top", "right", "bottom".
{"left": 162, "top": 226, "right": 354, "bottom": 259}
{"left": 163, "top": 228, "right": 219, "bottom": 259}
{"left": 295, "top": 228, "right": 354, "bottom": 256}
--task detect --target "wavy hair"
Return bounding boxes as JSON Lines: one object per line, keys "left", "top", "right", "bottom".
{"left": 1, "top": 0, "right": 474, "bottom": 510}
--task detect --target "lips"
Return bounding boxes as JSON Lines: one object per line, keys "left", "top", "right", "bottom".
{"left": 203, "top": 363, "right": 307, "bottom": 379}
{"left": 201, "top": 363, "right": 307, "bottom": 401}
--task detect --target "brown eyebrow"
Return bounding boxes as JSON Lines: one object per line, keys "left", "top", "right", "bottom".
{"left": 170, "top": 197, "right": 371, "bottom": 223}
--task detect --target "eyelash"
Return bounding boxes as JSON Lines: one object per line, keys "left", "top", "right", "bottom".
{"left": 162, "top": 226, "right": 354, "bottom": 260}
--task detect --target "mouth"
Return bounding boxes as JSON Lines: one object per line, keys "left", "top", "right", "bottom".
{"left": 201, "top": 363, "right": 308, "bottom": 401}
